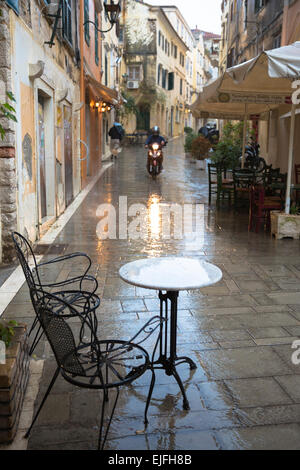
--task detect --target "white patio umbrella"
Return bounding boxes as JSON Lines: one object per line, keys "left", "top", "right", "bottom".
{"left": 191, "top": 42, "right": 300, "bottom": 214}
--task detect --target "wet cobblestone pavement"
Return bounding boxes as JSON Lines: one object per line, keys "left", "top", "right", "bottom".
{"left": 4, "top": 137, "right": 300, "bottom": 450}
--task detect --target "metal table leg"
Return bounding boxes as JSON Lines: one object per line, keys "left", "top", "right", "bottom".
{"left": 150, "top": 290, "right": 197, "bottom": 410}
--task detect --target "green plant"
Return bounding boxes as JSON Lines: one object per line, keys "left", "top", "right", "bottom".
{"left": 184, "top": 132, "right": 198, "bottom": 153}
{"left": 211, "top": 121, "right": 249, "bottom": 170}
{"left": 0, "top": 92, "right": 17, "bottom": 140}
{"left": 184, "top": 127, "right": 194, "bottom": 134}
{"left": 290, "top": 204, "right": 300, "bottom": 215}
{"left": 0, "top": 320, "right": 18, "bottom": 348}
{"left": 119, "top": 90, "right": 139, "bottom": 119}
{"left": 191, "top": 135, "right": 212, "bottom": 161}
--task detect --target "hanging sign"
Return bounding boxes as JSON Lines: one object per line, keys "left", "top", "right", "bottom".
{"left": 218, "top": 92, "right": 291, "bottom": 105}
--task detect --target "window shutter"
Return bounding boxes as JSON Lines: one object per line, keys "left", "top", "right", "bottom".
{"left": 168, "top": 72, "right": 174, "bottom": 91}
{"left": 84, "top": 0, "right": 90, "bottom": 45}
{"left": 6, "top": 0, "right": 19, "bottom": 14}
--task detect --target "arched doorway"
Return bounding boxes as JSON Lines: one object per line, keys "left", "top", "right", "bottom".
{"left": 137, "top": 105, "right": 150, "bottom": 131}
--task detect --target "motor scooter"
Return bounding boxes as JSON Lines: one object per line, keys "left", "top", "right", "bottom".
{"left": 146, "top": 142, "right": 166, "bottom": 179}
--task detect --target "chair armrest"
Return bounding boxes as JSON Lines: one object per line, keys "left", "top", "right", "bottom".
{"left": 37, "top": 252, "right": 92, "bottom": 272}
{"left": 37, "top": 274, "right": 99, "bottom": 296}
{"left": 35, "top": 252, "right": 92, "bottom": 286}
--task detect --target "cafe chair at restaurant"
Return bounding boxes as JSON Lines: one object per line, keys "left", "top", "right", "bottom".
{"left": 12, "top": 232, "right": 100, "bottom": 355}
{"left": 208, "top": 163, "right": 234, "bottom": 205}
{"left": 233, "top": 169, "right": 256, "bottom": 207}
{"left": 25, "top": 289, "right": 163, "bottom": 450}
{"left": 249, "top": 185, "right": 283, "bottom": 233}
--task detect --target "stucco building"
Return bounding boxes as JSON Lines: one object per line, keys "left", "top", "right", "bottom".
{"left": 120, "top": 0, "right": 189, "bottom": 138}
{"left": 218, "top": 0, "right": 300, "bottom": 181}
{"left": 0, "top": 0, "right": 82, "bottom": 261}
{"left": 0, "top": 0, "right": 122, "bottom": 262}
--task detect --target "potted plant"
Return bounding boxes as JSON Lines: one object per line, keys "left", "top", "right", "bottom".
{"left": 184, "top": 126, "right": 194, "bottom": 135}
{"left": 0, "top": 320, "right": 30, "bottom": 443}
{"left": 184, "top": 131, "right": 198, "bottom": 158}
{"left": 211, "top": 121, "right": 255, "bottom": 171}
{"left": 191, "top": 135, "right": 212, "bottom": 170}
{"left": 271, "top": 204, "right": 300, "bottom": 240}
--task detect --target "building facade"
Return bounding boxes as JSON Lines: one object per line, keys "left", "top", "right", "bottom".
{"left": 282, "top": 0, "right": 300, "bottom": 45}
{"left": 0, "top": 0, "right": 82, "bottom": 261}
{"left": 218, "top": 0, "right": 300, "bottom": 179}
{"left": 100, "top": 2, "right": 123, "bottom": 160}
{"left": 121, "top": 0, "right": 188, "bottom": 138}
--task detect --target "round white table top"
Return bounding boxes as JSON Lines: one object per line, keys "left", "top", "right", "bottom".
{"left": 119, "top": 257, "right": 223, "bottom": 292}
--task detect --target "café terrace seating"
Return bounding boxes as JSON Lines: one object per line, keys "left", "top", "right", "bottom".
{"left": 208, "top": 163, "right": 288, "bottom": 232}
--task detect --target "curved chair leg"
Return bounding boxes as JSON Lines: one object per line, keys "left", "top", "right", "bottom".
{"left": 98, "top": 387, "right": 120, "bottom": 451}
{"left": 144, "top": 367, "right": 156, "bottom": 426}
{"left": 28, "top": 316, "right": 39, "bottom": 337}
{"left": 29, "top": 325, "right": 44, "bottom": 356}
{"left": 25, "top": 367, "right": 60, "bottom": 438}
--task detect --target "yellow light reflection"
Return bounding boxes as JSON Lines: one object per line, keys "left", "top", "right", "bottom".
{"left": 148, "top": 194, "right": 161, "bottom": 241}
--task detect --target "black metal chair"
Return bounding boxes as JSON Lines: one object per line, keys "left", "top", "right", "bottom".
{"left": 12, "top": 232, "right": 100, "bottom": 354}
{"left": 25, "top": 289, "right": 163, "bottom": 450}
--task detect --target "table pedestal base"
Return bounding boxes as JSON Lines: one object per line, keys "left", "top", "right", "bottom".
{"left": 148, "top": 291, "right": 197, "bottom": 411}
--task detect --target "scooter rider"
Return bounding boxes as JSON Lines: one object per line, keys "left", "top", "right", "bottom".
{"left": 145, "top": 126, "right": 167, "bottom": 173}
{"left": 145, "top": 126, "right": 167, "bottom": 148}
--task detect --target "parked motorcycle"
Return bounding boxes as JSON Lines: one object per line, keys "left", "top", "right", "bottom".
{"left": 241, "top": 141, "right": 266, "bottom": 171}
{"left": 146, "top": 142, "right": 166, "bottom": 179}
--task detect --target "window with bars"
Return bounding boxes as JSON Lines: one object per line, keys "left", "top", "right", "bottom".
{"left": 84, "top": 0, "right": 90, "bottom": 45}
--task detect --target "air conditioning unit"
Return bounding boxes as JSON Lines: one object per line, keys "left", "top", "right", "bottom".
{"left": 127, "top": 81, "right": 139, "bottom": 89}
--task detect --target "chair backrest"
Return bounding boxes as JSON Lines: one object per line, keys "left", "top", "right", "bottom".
{"left": 30, "top": 289, "right": 86, "bottom": 376}
{"left": 295, "top": 165, "right": 300, "bottom": 184}
{"left": 233, "top": 169, "right": 255, "bottom": 188}
{"left": 271, "top": 172, "right": 287, "bottom": 185}
{"left": 208, "top": 163, "right": 224, "bottom": 182}
{"left": 11, "top": 232, "right": 42, "bottom": 290}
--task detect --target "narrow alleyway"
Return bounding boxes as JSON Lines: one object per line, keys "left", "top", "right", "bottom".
{"left": 4, "top": 137, "right": 300, "bottom": 450}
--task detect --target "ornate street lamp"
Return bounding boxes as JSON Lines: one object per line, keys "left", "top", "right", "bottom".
{"left": 84, "top": 1, "right": 121, "bottom": 34}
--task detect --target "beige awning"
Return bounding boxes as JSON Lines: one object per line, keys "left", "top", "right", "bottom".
{"left": 85, "top": 73, "right": 119, "bottom": 105}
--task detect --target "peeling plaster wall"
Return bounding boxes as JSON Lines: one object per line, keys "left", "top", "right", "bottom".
{"left": 0, "top": 1, "right": 81, "bottom": 261}
{"left": 125, "top": 0, "right": 155, "bottom": 51}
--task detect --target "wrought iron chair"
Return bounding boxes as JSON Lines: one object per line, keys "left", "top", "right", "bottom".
{"left": 25, "top": 289, "right": 163, "bottom": 450}
{"left": 12, "top": 232, "right": 100, "bottom": 354}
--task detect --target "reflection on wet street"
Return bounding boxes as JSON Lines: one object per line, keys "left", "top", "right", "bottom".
{"left": 5, "top": 138, "right": 300, "bottom": 450}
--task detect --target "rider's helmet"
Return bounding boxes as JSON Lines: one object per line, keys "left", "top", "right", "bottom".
{"left": 152, "top": 126, "right": 160, "bottom": 136}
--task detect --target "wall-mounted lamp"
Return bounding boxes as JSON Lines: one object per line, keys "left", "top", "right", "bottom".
{"left": 84, "top": 1, "right": 121, "bottom": 34}
{"left": 91, "top": 99, "right": 113, "bottom": 113}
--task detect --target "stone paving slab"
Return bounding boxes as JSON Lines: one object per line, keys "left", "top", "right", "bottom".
{"left": 4, "top": 139, "right": 300, "bottom": 450}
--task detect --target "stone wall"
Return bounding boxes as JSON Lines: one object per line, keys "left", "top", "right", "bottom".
{"left": 0, "top": 5, "right": 17, "bottom": 263}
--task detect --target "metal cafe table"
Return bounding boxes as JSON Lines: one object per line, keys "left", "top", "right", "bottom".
{"left": 119, "top": 257, "right": 223, "bottom": 410}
